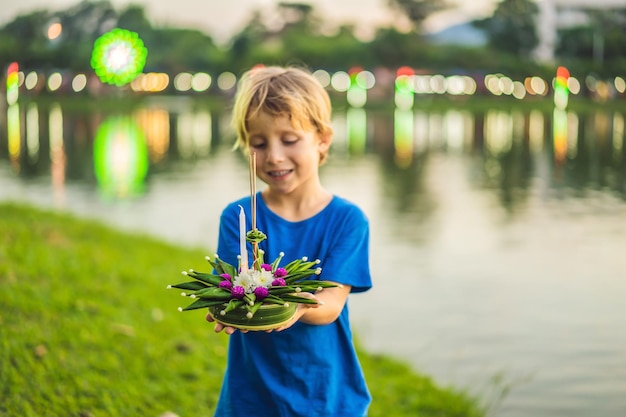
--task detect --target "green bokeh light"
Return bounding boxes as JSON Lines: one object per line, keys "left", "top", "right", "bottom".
{"left": 93, "top": 115, "right": 149, "bottom": 198}
{"left": 91, "top": 28, "right": 148, "bottom": 86}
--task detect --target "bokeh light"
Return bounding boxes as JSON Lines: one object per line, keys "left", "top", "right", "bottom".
{"left": 47, "top": 22, "right": 62, "bottom": 40}
{"left": 6, "top": 62, "right": 19, "bottom": 105}
{"left": 567, "top": 77, "right": 581, "bottom": 95}
{"left": 313, "top": 69, "right": 331, "bottom": 88}
{"left": 174, "top": 72, "right": 192, "bottom": 92}
{"left": 91, "top": 28, "right": 148, "bottom": 86}
{"left": 530, "top": 76, "right": 548, "bottom": 96}
{"left": 347, "top": 67, "right": 367, "bottom": 108}
{"left": 217, "top": 72, "right": 237, "bottom": 90}
{"left": 554, "top": 66, "right": 570, "bottom": 110}
{"left": 355, "top": 70, "right": 375, "bottom": 90}
{"left": 93, "top": 115, "right": 149, "bottom": 198}
{"left": 615, "top": 77, "right": 626, "bottom": 94}
{"left": 331, "top": 71, "right": 350, "bottom": 92}
{"left": 512, "top": 81, "right": 526, "bottom": 99}
{"left": 191, "top": 72, "right": 211, "bottom": 92}
{"left": 130, "top": 72, "right": 169, "bottom": 92}
{"left": 430, "top": 74, "right": 446, "bottom": 95}
{"left": 72, "top": 74, "right": 87, "bottom": 92}
{"left": 24, "top": 71, "right": 39, "bottom": 90}
{"left": 395, "top": 73, "right": 414, "bottom": 110}
{"left": 47, "top": 72, "right": 63, "bottom": 92}
{"left": 446, "top": 75, "right": 466, "bottom": 95}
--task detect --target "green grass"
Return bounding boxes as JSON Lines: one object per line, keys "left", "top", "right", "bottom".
{"left": 0, "top": 202, "right": 485, "bottom": 417}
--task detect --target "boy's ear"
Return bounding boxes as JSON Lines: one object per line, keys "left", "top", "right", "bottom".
{"left": 317, "top": 132, "right": 332, "bottom": 151}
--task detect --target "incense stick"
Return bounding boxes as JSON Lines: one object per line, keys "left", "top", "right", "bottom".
{"left": 249, "top": 153, "right": 258, "bottom": 262}
{"left": 250, "top": 153, "right": 257, "bottom": 230}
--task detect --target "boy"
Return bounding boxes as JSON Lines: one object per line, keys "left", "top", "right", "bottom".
{"left": 207, "top": 65, "right": 372, "bottom": 417}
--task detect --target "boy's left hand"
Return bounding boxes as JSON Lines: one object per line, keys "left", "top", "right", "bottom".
{"left": 272, "top": 292, "right": 321, "bottom": 332}
{"left": 205, "top": 293, "right": 322, "bottom": 334}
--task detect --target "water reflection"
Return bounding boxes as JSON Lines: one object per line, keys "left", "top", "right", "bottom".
{"left": 49, "top": 103, "right": 66, "bottom": 206}
{"left": 176, "top": 110, "right": 211, "bottom": 158}
{"left": 2, "top": 100, "right": 626, "bottom": 203}
{"left": 26, "top": 102, "right": 40, "bottom": 163}
{"left": 136, "top": 108, "right": 170, "bottom": 163}
{"left": 347, "top": 107, "right": 367, "bottom": 155}
{"left": 93, "top": 115, "right": 148, "bottom": 198}
{"left": 394, "top": 108, "right": 415, "bottom": 166}
{"left": 7, "top": 103, "right": 20, "bottom": 171}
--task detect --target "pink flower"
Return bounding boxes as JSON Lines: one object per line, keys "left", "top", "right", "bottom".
{"left": 219, "top": 280, "right": 233, "bottom": 290}
{"left": 231, "top": 286, "right": 245, "bottom": 299}
{"left": 274, "top": 267, "right": 287, "bottom": 278}
{"left": 261, "top": 263, "right": 272, "bottom": 271}
{"left": 271, "top": 278, "right": 286, "bottom": 287}
{"left": 220, "top": 273, "right": 232, "bottom": 281}
{"left": 254, "top": 287, "right": 269, "bottom": 300}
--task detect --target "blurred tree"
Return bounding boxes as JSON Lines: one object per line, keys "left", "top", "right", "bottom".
{"left": 227, "top": 10, "right": 270, "bottom": 72}
{"left": 117, "top": 5, "right": 153, "bottom": 35}
{"left": 0, "top": 11, "right": 54, "bottom": 70}
{"left": 283, "top": 24, "right": 371, "bottom": 71}
{"left": 277, "top": 2, "right": 316, "bottom": 29}
{"left": 387, "top": 0, "right": 448, "bottom": 33}
{"left": 475, "top": 0, "right": 539, "bottom": 58}
{"left": 226, "top": 2, "right": 329, "bottom": 72}
{"left": 555, "top": 8, "right": 626, "bottom": 74}
{"left": 55, "top": 0, "right": 118, "bottom": 70}
{"left": 146, "top": 28, "right": 226, "bottom": 73}
{"left": 369, "top": 27, "right": 426, "bottom": 67}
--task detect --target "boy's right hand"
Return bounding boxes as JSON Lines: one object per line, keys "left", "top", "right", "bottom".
{"left": 205, "top": 311, "right": 247, "bottom": 334}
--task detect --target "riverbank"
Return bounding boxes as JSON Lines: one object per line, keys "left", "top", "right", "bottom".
{"left": 0, "top": 202, "right": 485, "bottom": 417}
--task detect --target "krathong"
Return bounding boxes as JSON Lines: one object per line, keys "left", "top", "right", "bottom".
{"left": 168, "top": 153, "right": 338, "bottom": 330}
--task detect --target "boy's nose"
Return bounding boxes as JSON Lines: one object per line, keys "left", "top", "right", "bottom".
{"left": 265, "top": 144, "right": 285, "bottom": 163}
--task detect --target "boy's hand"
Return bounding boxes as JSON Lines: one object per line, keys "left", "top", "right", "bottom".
{"left": 205, "top": 311, "right": 247, "bottom": 334}
{"left": 272, "top": 292, "right": 321, "bottom": 332}
{"left": 204, "top": 293, "right": 322, "bottom": 334}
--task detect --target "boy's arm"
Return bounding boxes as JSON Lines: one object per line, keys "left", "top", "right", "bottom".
{"left": 298, "top": 283, "right": 351, "bottom": 325}
{"left": 271, "top": 282, "right": 351, "bottom": 331}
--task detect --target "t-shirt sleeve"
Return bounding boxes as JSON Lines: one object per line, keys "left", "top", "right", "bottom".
{"left": 319, "top": 205, "right": 372, "bottom": 293}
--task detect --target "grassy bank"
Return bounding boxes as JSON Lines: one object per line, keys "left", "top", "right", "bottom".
{"left": 0, "top": 202, "right": 485, "bottom": 417}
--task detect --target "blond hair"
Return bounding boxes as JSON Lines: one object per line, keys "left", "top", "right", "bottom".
{"left": 231, "top": 65, "right": 333, "bottom": 164}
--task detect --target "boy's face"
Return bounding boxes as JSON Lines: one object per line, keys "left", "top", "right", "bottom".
{"left": 246, "top": 111, "right": 331, "bottom": 196}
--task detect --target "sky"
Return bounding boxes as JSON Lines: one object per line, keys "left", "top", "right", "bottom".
{"left": 0, "top": 0, "right": 497, "bottom": 44}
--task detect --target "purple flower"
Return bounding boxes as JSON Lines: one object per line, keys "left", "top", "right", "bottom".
{"left": 219, "top": 280, "right": 233, "bottom": 290}
{"left": 271, "top": 278, "right": 286, "bottom": 287}
{"left": 274, "top": 267, "right": 287, "bottom": 278}
{"left": 220, "top": 273, "right": 232, "bottom": 281}
{"left": 261, "top": 263, "right": 272, "bottom": 271}
{"left": 231, "top": 286, "right": 245, "bottom": 299}
{"left": 254, "top": 287, "right": 269, "bottom": 300}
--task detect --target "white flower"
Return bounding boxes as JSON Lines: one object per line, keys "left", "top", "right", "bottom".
{"left": 233, "top": 269, "right": 275, "bottom": 293}
{"left": 254, "top": 270, "right": 274, "bottom": 288}
{"left": 233, "top": 270, "right": 255, "bottom": 293}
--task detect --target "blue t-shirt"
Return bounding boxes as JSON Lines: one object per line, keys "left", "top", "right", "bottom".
{"left": 214, "top": 193, "right": 373, "bottom": 417}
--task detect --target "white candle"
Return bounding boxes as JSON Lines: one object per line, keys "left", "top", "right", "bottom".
{"left": 238, "top": 205, "right": 248, "bottom": 272}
